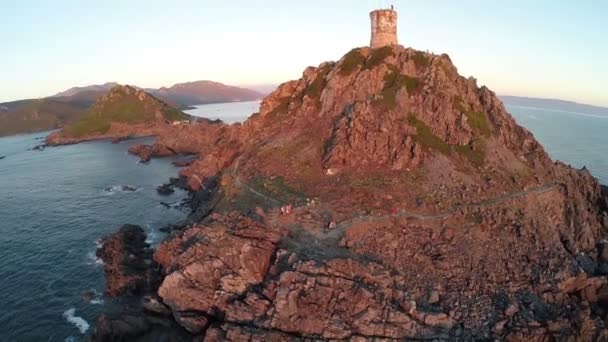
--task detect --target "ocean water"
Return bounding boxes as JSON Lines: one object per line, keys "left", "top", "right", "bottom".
{"left": 506, "top": 104, "right": 608, "bottom": 184}
{"left": 0, "top": 134, "right": 189, "bottom": 341}
{"left": 0, "top": 100, "right": 606, "bottom": 340}
{"left": 186, "top": 100, "right": 261, "bottom": 124}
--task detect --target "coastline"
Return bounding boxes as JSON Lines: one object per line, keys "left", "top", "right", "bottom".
{"left": 80, "top": 125, "right": 224, "bottom": 339}
{"left": 18, "top": 45, "right": 608, "bottom": 340}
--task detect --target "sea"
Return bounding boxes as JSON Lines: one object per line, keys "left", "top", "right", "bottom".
{"left": 0, "top": 100, "right": 606, "bottom": 341}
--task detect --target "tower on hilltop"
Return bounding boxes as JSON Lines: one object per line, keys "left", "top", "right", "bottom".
{"left": 369, "top": 6, "right": 398, "bottom": 48}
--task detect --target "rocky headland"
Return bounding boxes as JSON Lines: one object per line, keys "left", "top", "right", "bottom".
{"left": 0, "top": 81, "right": 261, "bottom": 138}
{"left": 69, "top": 45, "right": 608, "bottom": 340}
{"left": 45, "top": 85, "right": 195, "bottom": 146}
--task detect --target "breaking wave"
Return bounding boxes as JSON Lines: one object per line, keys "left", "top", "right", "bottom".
{"left": 63, "top": 308, "right": 89, "bottom": 334}
{"left": 86, "top": 251, "right": 103, "bottom": 266}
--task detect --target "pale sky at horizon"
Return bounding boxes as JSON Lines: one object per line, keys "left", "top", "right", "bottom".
{"left": 1, "top": 0, "right": 607, "bottom": 106}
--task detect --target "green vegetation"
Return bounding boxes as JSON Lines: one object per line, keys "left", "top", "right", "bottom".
{"left": 464, "top": 110, "right": 491, "bottom": 137}
{"left": 339, "top": 46, "right": 397, "bottom": 76}
{"left": 407, "top": 114, "right": 486, "bottom": 167}
{"left": 249, "top": 175, "right": 308, "bottom": 205}
{"left": 67, "top": 115, "right": 112, "bottom": 137}
{"left": 412, "top": 51, "right": 430, "bottom": 69}
{"left": 339, "top": 48, "right": 366, "bottom": 76}
{"left": 453, "top": 96, "right": 492, "bottom": 137}
{"left": 164, "top": 107, "right": 188, "bottom": 122}
{"left": 0, "top": 98, "right": 89, "bottom": 137}
{"left": 302, "top": 64, "right": 332, "bottom": 109}
{"left": 366, "top": 46, "right": 394, "bottom": 70}
{"left": 407, "top": 115, "right": 451, "bottom": 154}
{"left": 374, "top": 66, "right": 421, "bottom": 110}
{"left": 64, "top": 88, "right": 188, "bottom": 138}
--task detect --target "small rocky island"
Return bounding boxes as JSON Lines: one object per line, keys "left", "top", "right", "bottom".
{"left": 52, "top": 7, "right": 608, "bottom": 342}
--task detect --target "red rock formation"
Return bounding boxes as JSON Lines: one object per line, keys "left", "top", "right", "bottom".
{"left": 96, "top": 224, "right": 158, "bottom": 297}
{"left": 91, "top": 45, "right": 608, "bottom": 340}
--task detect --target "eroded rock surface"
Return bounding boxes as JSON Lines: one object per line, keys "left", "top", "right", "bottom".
{"left": 92, "top": 45, "right": 608, "bottom": 340}
{"left": 96, "top": 224, "right": 158, "bottom": 297}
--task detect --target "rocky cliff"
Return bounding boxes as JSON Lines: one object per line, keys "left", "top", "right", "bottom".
{"left": 96, "top": 45, "right": 608, "bottom": 341}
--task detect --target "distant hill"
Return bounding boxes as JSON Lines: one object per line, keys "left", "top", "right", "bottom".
{"left": 501, "top": 96, "right": 608, "bottom": 116}
{"left": 47, "top": 85, "right": 189, "bottom": 143}
{"left": 151, "top": 81, "right": 263, "bottom": 108}
{"left": 0, "top": 97, "right": 90, "bottom": 137}
{"left": 52, "top": 82, "right": 119, "bottom": 97}
{"left": 0, "top": 81, "right": 261, "bottom": 137}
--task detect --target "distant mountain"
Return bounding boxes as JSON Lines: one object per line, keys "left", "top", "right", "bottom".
{"left": 52, "top": 82, "right": 119, "bottom": 97}
{"left": 0, "top": 81, "right": 261, "bottom": 137}
{"left": 501, "top": 96, "right": 608, "bottom": 116}
{"left": 0, "top": 97, "right": 90, "bottom": 137}
{"left": 151, "top": 81, "right": 263, "bottom": 108}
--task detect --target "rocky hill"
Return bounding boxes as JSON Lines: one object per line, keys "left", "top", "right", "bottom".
{"left": 0, "top": 98, "right": 89, "bottom": 137}
{"left": 46, "top": 85, "right": 189, "bottom": 145}
{"left": 52, "top": 82, "right": 119, "bottom": 98}
{"left": 94, "top": 45, "right": 608, "bottom": 341}
{"left": 0, "top": 81, "right": 260, "bottom": 137}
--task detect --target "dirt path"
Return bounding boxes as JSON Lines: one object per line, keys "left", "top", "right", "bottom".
{"left": 230, "top": 157, "right": 561, "bottom": 229}
{"left": 336, "top": 182, "right": 560, "bottom": 229}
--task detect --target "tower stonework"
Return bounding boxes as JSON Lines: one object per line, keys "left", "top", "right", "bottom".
{"left": 369, "top": 9, "right": 398, "bottom": 49}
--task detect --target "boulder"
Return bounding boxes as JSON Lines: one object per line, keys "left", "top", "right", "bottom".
{"left": 156, "top": 184, "right": 175, "bottom": 196}
{"left": 96, "top": 224, "right": 158, "bottom": 297}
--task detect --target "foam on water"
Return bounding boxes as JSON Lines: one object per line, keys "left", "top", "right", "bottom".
{"left": 63, "top": 308, "right": 89, "bottom": 334}
{"left": 145, "top": 223, "right": 159, "bottom": 244}
{"left": 102, "top": 185, "right": 140, "bottom": 195}
{"left": 86, "top": 251, "right": 104, "bottom": 266}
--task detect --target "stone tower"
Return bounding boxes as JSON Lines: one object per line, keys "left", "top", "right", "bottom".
{"left": 369, "top": 7, "right": 398, "bottom": 48}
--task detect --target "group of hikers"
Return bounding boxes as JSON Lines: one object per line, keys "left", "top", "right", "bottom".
{"left": 279, "top": 203, "right": 337, "bottom": 229}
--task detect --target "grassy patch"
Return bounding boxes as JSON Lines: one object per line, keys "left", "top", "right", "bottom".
{"left": 374, "top": 67, "right": 421, "bottom": 110}
{"left": 64, "top": 91, "right": 188, "bottom": 138}
{"left": 249, "top": 175, "right": 308, "bottom": 204}
{"left": 302, "top": 64, "right": 332, "bottom": 109}
{"left": 464, "top": 111, "right": 491, "bottom": 137}
{"left": 67, "top": 115, "right": 112, "bottom": 137}
{"left": 339, "top": 48, "right": 366, "bottom": 76}
{"left": 164, "top": 107, "right": 188, "bottom": 122}
{"left": 453, "top": 96, "right": 492, "bottom": 137}
{"left": 408, "top": 113, "right": 486, "bottom": 167}
{"left": 412, "top": 51, "right": 430, "bottom": 69}
{"left": 366, "top": 46, "right": 394, "bottom": 70}
{"left": 407, "top": 115, "right": 451, "bottom": 154}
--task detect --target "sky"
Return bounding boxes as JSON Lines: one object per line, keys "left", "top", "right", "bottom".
{"left": 1, "top": 0, "right": 607, "bottom": 106}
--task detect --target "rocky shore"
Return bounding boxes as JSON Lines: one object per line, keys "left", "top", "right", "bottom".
{"left": 70, "top": 45, "right": 608, "bottom": 340}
